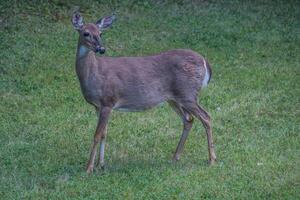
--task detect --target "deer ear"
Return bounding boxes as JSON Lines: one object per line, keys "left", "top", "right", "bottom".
{"left": 72, "top": 11, "right": 84, "bottom": 30}
{"left": 96, "top": 15, "right": 116, "bottom": 30}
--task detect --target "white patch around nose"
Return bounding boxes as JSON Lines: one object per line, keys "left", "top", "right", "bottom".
{"left": 78, "top": 45, "right": 89, "bottom": 58}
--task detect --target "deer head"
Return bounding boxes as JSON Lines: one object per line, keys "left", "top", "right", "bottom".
{"left": 72, "top": 11, "right": 115, "bottom": 54}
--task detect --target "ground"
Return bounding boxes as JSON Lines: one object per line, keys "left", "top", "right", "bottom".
{"left": 0, "top": 0, "right": 299, "bottom": 199}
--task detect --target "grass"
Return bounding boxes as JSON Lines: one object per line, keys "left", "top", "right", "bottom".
{"left": 0, "top": 0, "right": 299, "bottom": 199}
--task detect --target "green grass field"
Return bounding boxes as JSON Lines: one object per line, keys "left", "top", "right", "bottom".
{"left": 1, "top": 0, "right": 299, "bottom": 199}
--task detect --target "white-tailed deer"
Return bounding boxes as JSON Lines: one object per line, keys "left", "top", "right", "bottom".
{"left": 71, "top": 12, "right": 217, "bottom": 173}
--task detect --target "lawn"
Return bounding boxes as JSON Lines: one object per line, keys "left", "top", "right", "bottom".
{"left": 0, "top": 0, "right": 299, "bottom": 199}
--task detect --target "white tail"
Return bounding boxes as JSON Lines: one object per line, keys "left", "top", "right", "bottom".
{"left": 202, "top": 59, "right": 211, "bottom": 87}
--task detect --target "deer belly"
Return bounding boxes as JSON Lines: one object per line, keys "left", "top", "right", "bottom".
{"left": 113, "top": 91, "right": 167, "bottom": 112}
{"left": 113, "top": 102, "right": 164, "bottom": 112}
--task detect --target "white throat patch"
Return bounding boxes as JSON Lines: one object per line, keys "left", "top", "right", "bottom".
{"left": 78, "top": 45, "right": 89, "bottom": 58}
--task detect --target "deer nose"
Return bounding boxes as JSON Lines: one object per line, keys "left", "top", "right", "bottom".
{"left": 99, "top": 47, "right": 105, "bottom": 54}
{"left": 96, "top": 46, "right": 105, "bottom": 54}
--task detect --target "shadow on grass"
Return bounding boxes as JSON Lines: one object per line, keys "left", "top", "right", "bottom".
{"left": 91, "top": 156, "right": 211, "bottom": 175}
{"left": 56, "top": 155, "right": 212, "bottom": 177}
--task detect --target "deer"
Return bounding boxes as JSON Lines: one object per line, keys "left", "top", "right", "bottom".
{"left": 71, "top": 12, "right": 217, "bottom": 173}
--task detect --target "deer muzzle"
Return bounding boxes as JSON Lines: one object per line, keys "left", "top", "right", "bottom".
{"left": 96, "top": 46, "right": 106, "bottom": 54}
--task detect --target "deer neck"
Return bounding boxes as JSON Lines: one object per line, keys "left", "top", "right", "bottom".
{"left": 75, "top": 42, "right": 100, "bottom": 80}
{"left": 76, "top": 41, "right": 96, "bottom": 62}
{"left": 77, "top": 45, "right": 91, "bottom": 59}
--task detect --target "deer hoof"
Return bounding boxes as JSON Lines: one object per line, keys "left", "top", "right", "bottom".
{"left": 100, "top": 165, "right": 105, "bottom": 170}
{"left": 172, "top": 154, "right": 180, "bottom": 163}
{"left": 97, "top": 162, "right": 105, "bottom": 170}
{"left": 86, "top": 166, "right": 94, "bottom": 174}
{"left": 208, "top": 157, "right": 217, "bottom": 165}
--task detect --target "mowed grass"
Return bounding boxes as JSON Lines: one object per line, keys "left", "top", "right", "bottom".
{"left": 0, "top": 0, "right": 299, "bottom": 199}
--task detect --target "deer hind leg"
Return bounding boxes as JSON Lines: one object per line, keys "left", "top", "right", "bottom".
{"left": 168, "top": 101, "right": 194, "bottom": 162}
{"left": 86, "top": 107, "right": 111, "bottom": 174}
{"left": 182, "top": 101, "right": 217, "bottom": 165}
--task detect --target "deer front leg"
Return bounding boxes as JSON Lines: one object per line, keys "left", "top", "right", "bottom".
{"left": 99, "top": 137, "right": 106, "bottom": 169}
{"left": 95, "top": 107, "right": 106, "bottom": 169}
{"left": 86, "top": 107, "right": 111, "bottom": 174}
{"left": 96, "top": 126, "right": 107, "bottom": 169}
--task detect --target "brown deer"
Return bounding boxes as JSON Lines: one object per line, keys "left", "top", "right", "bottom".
{"left": 71, "top": 12, "right": 217, "bottom": 173}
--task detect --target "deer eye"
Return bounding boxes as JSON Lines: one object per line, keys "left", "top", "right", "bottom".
{"left": 83, "top": 32, "right": 90, "bottom": 37}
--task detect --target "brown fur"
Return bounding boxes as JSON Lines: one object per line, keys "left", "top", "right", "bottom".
{"left": 72, "top": 14, "right": 217, "bottom": 173}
